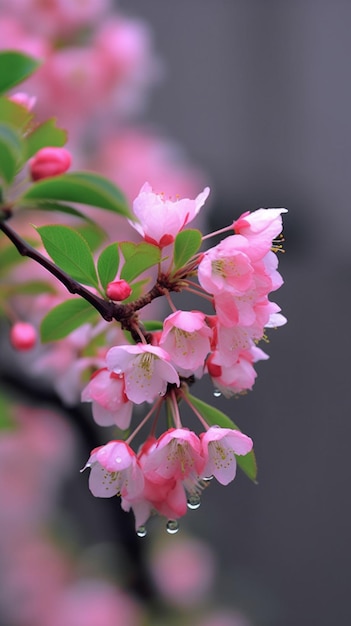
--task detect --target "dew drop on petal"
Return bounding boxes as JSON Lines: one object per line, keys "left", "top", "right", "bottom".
{"left": 213, "top": 389, "right": 222, "bottom": 398}
{"left": 187, "top": 494, "right": 201, "bottom": 510}
{"left": 136, "top": 526, "right": 147, "bottom": 537}
{"left": 166, "top": 519, "right": 179, "bottom": 534}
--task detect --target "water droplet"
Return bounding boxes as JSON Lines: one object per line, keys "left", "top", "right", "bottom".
{"left": 166, "top": 519, "right": 179, "bottom": 534}
{"left": 136, "top": 526, "right": 147, "bottom": 537}
{"left": 187, "top": 494, "right": 201, "bottom": 510}
{"left": 202, "top": 475, "right": 214, "bottom": 482}
{"left": 213, "top": 389, "right": 222, "bottom": 398}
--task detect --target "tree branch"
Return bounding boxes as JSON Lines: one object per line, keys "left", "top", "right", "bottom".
{"left": 0, "top": 221, "right": 181, "bottom": 337}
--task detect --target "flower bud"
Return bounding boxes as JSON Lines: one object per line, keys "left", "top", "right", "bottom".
{"left": 106, "top": 279, "right": 132, "bottom": 301}
{"left": 10, "top": 322, "right": 37, "bottom": 351}
{"left": 30, "top": 147, "right": 72, "bottom": 181}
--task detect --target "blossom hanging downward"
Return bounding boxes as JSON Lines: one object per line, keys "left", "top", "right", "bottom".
{"left": 129, "top": 182, "right": 210, "bottom": 247}
{"left": 201, "top": 426, "right": 253, "bottom": 485}
{"left": 82, "top": 441, "right": 144, "bottom": 499}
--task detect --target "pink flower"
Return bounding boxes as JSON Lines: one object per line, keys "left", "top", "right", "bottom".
{"left": 130, "top": 182, "right": 210, "bottom": 247}
{"left": 106, "top": 344, "right": 179, "bottom": 404}
{"left": 142, "top": 428, "right": 205, "bottom": 480}
{"left": 201, "top": 426, "right": 253, "bottom": 485}
{"left": 81, "top": 368, "right": 133, "bottom": 429}
{"left": 198, "top": 235, "right": 255, "bottom": 296}
{"left": 29, "top": 147, "right": 72, "bottom": 181}
{"left": 233, "top": 207, "right": 287, "bottom": 260}
{"left": 83, "top": 441, "right": 144, "bottom": 499}
{"left": 159, "top": 310, "right": 212, "bottom": 376}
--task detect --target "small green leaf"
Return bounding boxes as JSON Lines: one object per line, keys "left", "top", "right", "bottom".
{"left": 0, "top": 51, "right": 41, "bottom": 94}
{"left": 97, "top": 243, "right": 120, "bottom": 290}
{"left": 173, "top": 229, "right": 202, "bottom": 271}
{"left": 41, "top": 298, "right": 98, "bottom": 342}
{"left": 119, "top": 241, "right": 138, "bottom": 261}
{"left": 36, "top": 224, "right": 99, "bottom": 288}
{"left": 0, "top": 122, "right": 23, "bottom": 183}
{"left": 25, "top": 118, "right": 67, "bottom": 158}
{"left": 187, "top": 393, "right": 257, "bottom": 482}
{"left": 120, "top": 242, "right": 161, "bottom": 283}
{"left": 0, "top": 96, "right": 33, "bottom": 131}
{"left": 21, "top": 171, "right": 132, "bottom": 218}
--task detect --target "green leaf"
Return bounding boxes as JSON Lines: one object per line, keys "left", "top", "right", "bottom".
{"left": 41, "top": 298, "right": 98, "bottom": 342}
{"left": 173, "top": 229, "right": 202, "bottom": 270}
{"left": 120, "top": 242, "right": 161, "bottom": 283}
{"left": 21, "top": 171, "right": 132, "bottom": 218}
{"left": 187, "top": 393, "right": 257, "bottom": 482}
{"left": 0, "top": 51, "right": 41, "bottom": 95}
{"left": 25, "top": 118, "right": 67, "bottom": 158}
{"left": 142, "top": 320, "right": 164, "bottom": 331}
{"left": 36, "top": 224, "right": 99, "bottom": 288}
{"left": 0, "top": 96, "right": 33, "bottom": 131}
{"left": 0, "top": 122, "right": 23, "bottom": 183}
{"left": 97, "top": 243, "right": 120, "bottom": 290}
{"left": 119, "top": 241, "right": 138, "bottom": 261}
{"left": 24, "top": 200, "right": 97, "bottom": 223}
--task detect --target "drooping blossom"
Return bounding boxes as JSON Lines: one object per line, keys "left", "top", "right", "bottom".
{"left": 130, "top": 182, "right": 210, "bottom": 247}
{"left": 142, "top": 428, "right": 205, "bottom": 480}
{"left": 106, "top": 344, "right": 179, "bottom": 404}
{"left": 159, "top": 310, "right": 212, "bottom": 376}
{"left": 201, "top": 426, "right": 253, "bottom": 485}
{"left": 83, "top": 441, "right": 144, "bottom": 499}
{"left": 81, "top": 368, "right": 133, "bottom": 429}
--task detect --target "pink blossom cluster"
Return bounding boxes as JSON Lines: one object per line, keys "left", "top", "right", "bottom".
{"left": 80, "top": 186, "right": 287, "bottom": 532}
{"left": 83, "top": 427, "right": 253, "bottom": 533}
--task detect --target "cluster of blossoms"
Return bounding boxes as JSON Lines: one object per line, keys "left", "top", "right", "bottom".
{"left": 81, "top": 185, "right": 287, "bottom": 534}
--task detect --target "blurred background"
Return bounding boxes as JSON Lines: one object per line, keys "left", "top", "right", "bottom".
{"left": 1, "top": 1, "right": 350, "bottom": 625}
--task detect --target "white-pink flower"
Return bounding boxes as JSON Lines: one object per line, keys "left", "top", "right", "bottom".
{"left": 130, "top": 182, "right": 210, "bottom": 247}
{"left": 106, "top": 344, "right": 179, "bottom": 404}
{"left": 143, "top": 428, "right": 205, "bottom": 481}
{"left": 201, "top": 426, "right": 253, "bottom": 485}
{"left": 81, "top": 368, "right": 133, "bottom": 429}
{"left": 159, "top": 310, "right": 212, "bottom": 376}
{"left": 83, "top": 440, "right": 144, "bottom": 499}
{"left": 233, "top": 207, "right": 287, "bottom": 261}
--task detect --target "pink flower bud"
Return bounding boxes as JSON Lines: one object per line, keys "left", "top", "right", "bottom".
{"left": 10, "top": 322, "right": 37, "bottom": 351}
{"left": 106, "top": 279, "right": 132, "bottom": 301}
{"left": 29, "top": 147, "right": 72, "bottom": 181}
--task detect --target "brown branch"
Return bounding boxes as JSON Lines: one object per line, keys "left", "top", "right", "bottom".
{"left": 0, "top": 221, "right": 182, "bottom": 337}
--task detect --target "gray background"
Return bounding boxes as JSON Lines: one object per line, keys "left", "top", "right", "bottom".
{"left": 119, "top": 1, "right": 351, "bottom": 625}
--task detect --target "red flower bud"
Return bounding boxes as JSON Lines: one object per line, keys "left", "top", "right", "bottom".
{"left": 106, "top": 279, "right": 132, "bottom": 301}
{"left": 10, "top": 322, "right": 37, "bottom": 351}
{"left": 30, "top": 147, "right": 72, "bottom": 181}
